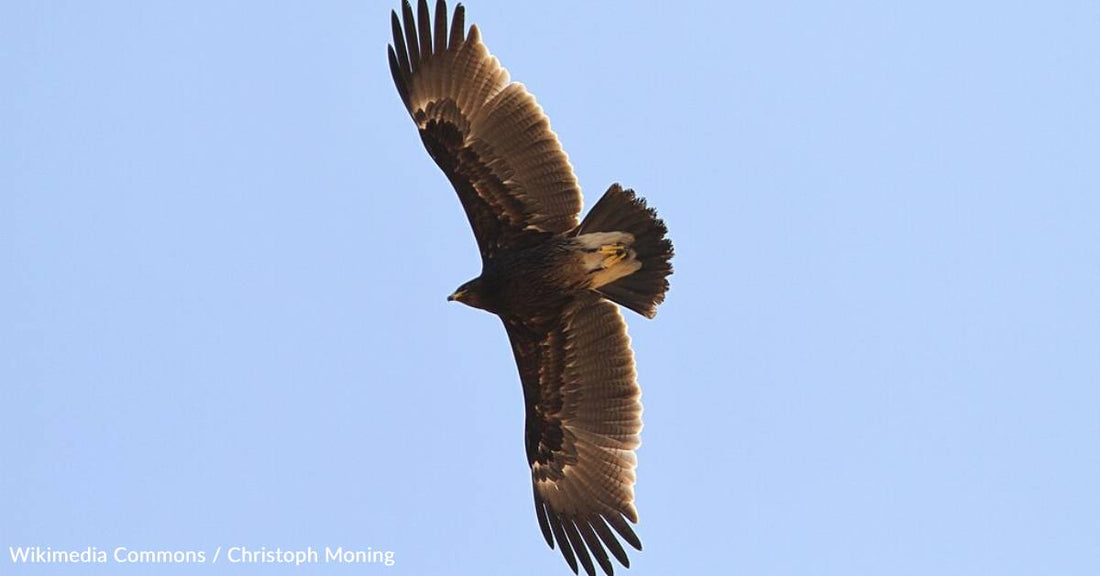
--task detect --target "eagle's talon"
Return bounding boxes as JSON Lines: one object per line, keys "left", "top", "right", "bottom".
{"left": 599, "top": 243, "right": 628, "bottom": 266}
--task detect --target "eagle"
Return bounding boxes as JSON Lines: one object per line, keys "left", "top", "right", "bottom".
{"left": 387, "top": 2, "right": 674, "bottom": 574}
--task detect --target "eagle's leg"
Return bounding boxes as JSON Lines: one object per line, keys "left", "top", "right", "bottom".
{"left": 599, "top": 243, "right": 629, "bottom": 266}
{"left": 575, "top": 232, "right": 642, "bottom": 289}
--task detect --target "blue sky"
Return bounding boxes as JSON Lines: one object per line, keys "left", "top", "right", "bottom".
{"left": 3, "top": 1, "right": 1098, "bottom": 574}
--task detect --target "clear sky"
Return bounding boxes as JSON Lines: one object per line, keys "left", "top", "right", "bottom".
{"left": 3, "top": 1, "right": 1098, "bottom": 575}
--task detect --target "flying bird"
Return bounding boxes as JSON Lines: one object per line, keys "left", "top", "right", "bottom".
{"left": 387, "top": 2, "right": 673, "bottom": 574}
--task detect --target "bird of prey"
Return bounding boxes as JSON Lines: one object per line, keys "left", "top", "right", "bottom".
{"left": 387, "top": 2, "right": 673, "bottom": 574}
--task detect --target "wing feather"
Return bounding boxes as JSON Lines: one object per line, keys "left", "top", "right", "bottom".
{"left": 416, "top": 0, "right": 433, "bottom": 60}
{"left": 576, "top": 520, "right": 614, "bottom": 576}
{"left": 504, "top": 295, "right": 644, "bottom": 575}
{"left": 390, "top": 11, "right": 411, "bottom": 84}
{"left": 389, "top": 0, "right": 582, "bottom": 257}
{"left": 401, "top": 1, "right": 420, "bottom": 71}
{"left": 433, "top": 0, "right": 448, "bottom": 54}
{"left": 448, "top": 3, "right": 465, "bottom": 49}
{"left": 546, "top": 507, "right": 579, "bottom": 573}
{"left": 591, "top": 515, "right": 630, "bottom": 568}
{"left": 564, "top": 519, "right": 596, "bottom": 576}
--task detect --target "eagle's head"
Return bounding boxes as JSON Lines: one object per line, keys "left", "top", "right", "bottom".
{"left": 447, "top": 276, "right": 494, "bottom": 312}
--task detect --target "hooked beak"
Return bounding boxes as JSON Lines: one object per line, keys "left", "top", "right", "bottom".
{"left": 447, "top": 289, "right": 466, "bottom": 302}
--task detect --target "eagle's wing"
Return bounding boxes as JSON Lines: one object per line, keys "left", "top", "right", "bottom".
{"left": 505, "top": 294, "right": 644, "bottom": 576}
{"left": 388, "top": 0, "right": 583, "bottom": 258}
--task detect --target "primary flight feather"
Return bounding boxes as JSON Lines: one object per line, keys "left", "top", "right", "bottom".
{"left": 387, "top": 2, "right": 674, "bottom": 574}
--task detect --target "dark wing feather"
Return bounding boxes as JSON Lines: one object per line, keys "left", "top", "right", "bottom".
{"left": 505, "top": 294, "right": 644, "bottom": 576}
{"left": 389, "top": 0, "right": 582, "bottom": 258}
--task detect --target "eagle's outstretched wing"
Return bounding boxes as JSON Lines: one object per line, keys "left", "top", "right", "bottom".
{"left": 388, "top": 0, "right": 583, "bottom": 258}
{"left": 505, "top": 294, "right": 644, "bottom": 576}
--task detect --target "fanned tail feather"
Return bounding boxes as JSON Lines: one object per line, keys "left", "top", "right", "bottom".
{"left": 576, "top": 184, "right": 673, "bottom": 318}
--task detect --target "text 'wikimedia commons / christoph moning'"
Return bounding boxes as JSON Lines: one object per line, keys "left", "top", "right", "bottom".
{"left": 9, "top": 545, "right": 396, "bottom": 567}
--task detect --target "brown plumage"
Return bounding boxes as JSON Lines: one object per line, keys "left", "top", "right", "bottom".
{"left": 388, "top": 2, "right": 674, "bottom": 574}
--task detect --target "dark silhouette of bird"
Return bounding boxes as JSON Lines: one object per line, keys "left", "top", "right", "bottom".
{"left": 388, "top": 2, "right": 673, "bottom": 574}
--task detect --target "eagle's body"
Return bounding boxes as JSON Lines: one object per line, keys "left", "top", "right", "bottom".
{"left": 456, "top": 236, "right": 579, "bottom": 317}
{"left": 456, "top": 231, "right": 639, "bottom": 319}
{"left": 388, "top": 2, "right": 674, "bottom": 575}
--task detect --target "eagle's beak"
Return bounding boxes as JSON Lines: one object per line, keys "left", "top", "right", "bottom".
{"left": 447, "top": 289, "right": 465, "bottom": 302}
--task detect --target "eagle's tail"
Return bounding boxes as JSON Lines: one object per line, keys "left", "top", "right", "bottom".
{"left": 575, "top": 184, "right": 674, "bottom": 318}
